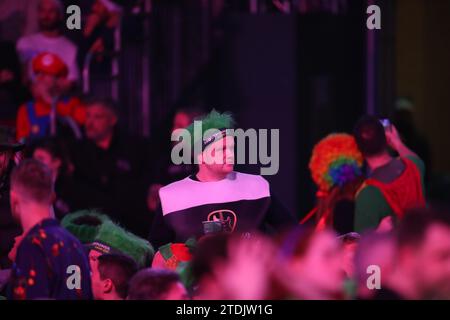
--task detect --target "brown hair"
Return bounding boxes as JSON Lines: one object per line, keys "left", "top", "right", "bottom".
{"left": 127, "top": 268, "right": 182, "bottom": 300}
{"left": 276, "top": 226, "right": 317, "bottom": 259}
{"left": 397, "top": 205, "right": 450, "bottom": 248}
{"left": 98, "top": 253, "right": 138, "bottom": 299}
{"left": 353, "top": 115, "right": 387, "bottom": 157}
{"left": 11, "top": 159, "right": 54, "bottom": 203}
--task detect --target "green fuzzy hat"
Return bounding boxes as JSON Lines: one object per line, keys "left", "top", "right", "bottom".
{"left": 185, "top": 109, "right": 235, "bottom": 155}
{"left": 61, "top": 210, "right": 112, "bottom": 244}
{"left": 92, "top": 221, "right": 155, "bottom": 268}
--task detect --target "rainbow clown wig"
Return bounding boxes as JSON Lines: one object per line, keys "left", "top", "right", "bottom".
{"left": 309, "top": 133, "right": 364, "bottom": 192}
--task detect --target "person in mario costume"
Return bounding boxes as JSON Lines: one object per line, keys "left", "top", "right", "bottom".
{"left": 15, "top": 52, "right": 86, "bottom": 143}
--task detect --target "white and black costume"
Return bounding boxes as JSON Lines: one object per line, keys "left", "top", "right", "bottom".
{"left": 149, "top": 171, "right": 296, "bottom": 248}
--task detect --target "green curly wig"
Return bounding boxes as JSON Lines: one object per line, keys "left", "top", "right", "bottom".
{"left": 62, "top": 210, "right": 154, "bottom": 268}
{"left": 61, "top": 210, "right": 112, "bottom": 244}
{"left": 185, "top": 109, "right": 235, "bottom": 155}
{"left": 93, "top": 221, "right": 155, "bottom": 268}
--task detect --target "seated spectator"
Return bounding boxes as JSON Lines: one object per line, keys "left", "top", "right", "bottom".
{"left": 127, "top": 269, "right": 189, "bottom": 300}
{"left": 274, "top": 227, "right": 345, "bottom": 300}
{"left": 373, "top": 206, "right": 450, "bottom": 300}
{"left": 338, "top": 232, "right": 361, "bottom": 299}
{"left": 16, "top": 52, "right": 85, "bottom": 143}
{"left": 16, "top": 0, "right": 79, "bottom": 92}
{"left": 61, "top": 210, "right": 154, "bottom": 278}
{"left": 61, "top": 210, "right": 154, "bottom": 268}
{"left": 91, "top": 253, "right": 137, "bottom": 300}
{"left": 72, "top": 97, "right": 152, "bottom": 237}
{"left": 353, "top": 231, "right": 396, "bottom": 300}
{"left": 339, "top": 232, "right": 360, "bottom": 280}
{"left": 87, "top": 220, "right": 154, "bottom": 270}
{"left": 190, "top": 233, "right": 230, "bottom": 300}
{"left": 31, "top": 137, "right": 80, "bottom": 219}
{"left": 191, "top": 233, "right": 275, "bottom": 300}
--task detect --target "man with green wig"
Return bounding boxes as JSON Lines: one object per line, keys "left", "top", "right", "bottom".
{"left": 61, "top": 210, "right": 154, "bottom": 269}
{"left": 88, "top": 220, "right": 154, "bottom": 270}
{"left": 150, "top": 110, "right": 296, "bottom": 248}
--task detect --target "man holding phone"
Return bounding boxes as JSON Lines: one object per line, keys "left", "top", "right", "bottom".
{"left": 353, "top": 116, "right": 426, "bottom": 233}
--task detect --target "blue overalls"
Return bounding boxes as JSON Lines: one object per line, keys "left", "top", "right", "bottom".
{"left": 26, "top": 101, "right": 50, "bottom": 140}
{"left": 25, "top": 98, "right": 70, "bottom": 141}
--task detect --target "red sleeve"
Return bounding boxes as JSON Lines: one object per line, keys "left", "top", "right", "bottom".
{"left": 69, "top": 98, "right": 86, "bottom": 125}
{"left": 16, "top": 104, "right": 30, "bottom": 141}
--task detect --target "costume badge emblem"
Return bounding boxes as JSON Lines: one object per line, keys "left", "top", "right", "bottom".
{"left": 207, "top": 209, "right": 237, "bottom": 232}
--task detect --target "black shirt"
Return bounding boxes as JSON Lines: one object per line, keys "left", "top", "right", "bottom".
{"left": 149, "top": 172, "right": 296, "bottom": 249}
{"left": 72, "top": 132, "right": 152, "bottom": 237}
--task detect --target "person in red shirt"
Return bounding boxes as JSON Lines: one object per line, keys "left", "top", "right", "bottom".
{"left": 16, "top": 52, "right": 85, "bottom": 142}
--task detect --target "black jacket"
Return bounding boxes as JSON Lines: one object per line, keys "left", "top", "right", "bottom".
{"left": 72, "top": 132, "right": 153, "bottom": 237}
